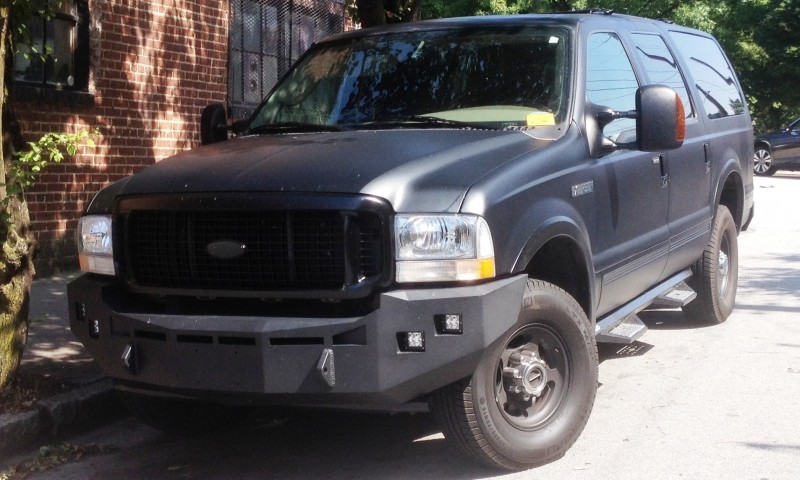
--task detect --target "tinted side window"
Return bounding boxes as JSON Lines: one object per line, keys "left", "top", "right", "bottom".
{"left": 631, "top": 33, "right": 693, "bottom": 118}
{"left": 587, "top": 33, "right": 638, "bottom": 142}
{"left": 669, "top": 31, "right": 745, "bottom": 119}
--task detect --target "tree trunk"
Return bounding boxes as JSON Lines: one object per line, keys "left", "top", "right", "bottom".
{"left": 0, "top": 3, "right": 36, "bottom": 391}
{"left": 0, "top": 196, "right": 34, "bottom": 391}
{"left": 356, "top": 0, "right": 387, "bottom": 27}
{"left": 408, "top": 0, "right": 421, "bottom": 22}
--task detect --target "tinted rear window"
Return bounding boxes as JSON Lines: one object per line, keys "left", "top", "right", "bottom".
{"left": 669, "top": 31, "right": 744, "bottom": 119}
{"left": 631, "top": 33, "right": 693, "bottom": 118}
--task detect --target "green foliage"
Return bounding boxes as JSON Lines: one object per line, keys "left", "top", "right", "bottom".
{"left": 423, "top": 0, "right": 571, "bottom": 18}
{"left": 354, "top": 0, "right": 799, "bottom": 131}
{"left": 663, "top": 0, "right": 800, "bottom": 131}
{"left": 9, "top": 0, "right": 64, "bottom": 59}
{"left": 1, "top": 129, "right": 96, "bottom": 224}
{"left": 345, "top": 0, "right": 421, "bottom": 25}
{"left": 10, "top": 130, "right": 94, "bottom": 192}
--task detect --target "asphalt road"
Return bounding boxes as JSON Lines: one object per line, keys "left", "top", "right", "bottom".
{"left": 11, "top": 174, "right": 800, "bottom": 479}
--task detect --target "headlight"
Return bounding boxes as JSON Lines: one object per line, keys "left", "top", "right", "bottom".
{"left": 395, "top": 214, "right": 495, "bottom": 283}
{"left": 77, "top": 215, "right": 115, "bottom": 276}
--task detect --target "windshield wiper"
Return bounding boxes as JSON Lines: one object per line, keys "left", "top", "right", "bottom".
{"left": 366, "top": 115, "right": 500, "bottom": 130}
{"left": 249, "top": 122, "right": 344, "bottom": 134}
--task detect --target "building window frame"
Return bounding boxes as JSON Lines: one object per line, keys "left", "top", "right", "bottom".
{"left": 12, "top": 0, "right": 90, "bottom": 92}
{"left": 228, "top": 0, "right": 346, "bottom": 120}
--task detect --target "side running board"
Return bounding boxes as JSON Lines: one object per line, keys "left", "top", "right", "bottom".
{"left": 595, "top": 269, "right": 695, "bottom": 344}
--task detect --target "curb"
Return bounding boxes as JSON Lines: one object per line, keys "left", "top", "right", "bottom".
{"left": 0, "top": 379, "right": 123, "bottom": 456}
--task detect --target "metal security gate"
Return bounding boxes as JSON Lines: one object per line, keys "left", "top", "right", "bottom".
{"left": 229, "top": 0, "right": 346, "bottom": 119}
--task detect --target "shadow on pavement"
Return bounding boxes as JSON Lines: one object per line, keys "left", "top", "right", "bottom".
{"left": 638, "top": 309, "right": 714, "bottom": 331}
{"left": 59, "top": 409, "right": 507, "bottom": 480}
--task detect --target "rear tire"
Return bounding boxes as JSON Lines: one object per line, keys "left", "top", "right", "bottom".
{"left": 430, "top": 279, "right": 598, "bottom": 470}
{"left": 683, "top": 205, "right": 738, "bottom": 324}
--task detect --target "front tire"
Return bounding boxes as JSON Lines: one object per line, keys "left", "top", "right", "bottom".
{"left": 753, "top": 147, "right": 777, "bottom": 176}
{"left": 683, "top": 205, "right": 738, "bottom": 324}
{"left": 430, "top": 280, "right": 598, "bottom": 470}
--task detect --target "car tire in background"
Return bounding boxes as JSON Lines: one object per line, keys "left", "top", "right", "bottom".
{"left": 753, "top": 146, "right": 777, "bottom": 176}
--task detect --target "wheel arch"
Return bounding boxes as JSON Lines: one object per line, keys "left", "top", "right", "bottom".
{"left": 754, "top": 139, "right": 772, "bottom": 152}
{"left": 717, "top": 168, "right": 745, "bottom": 232}
{"left": 512, "top": 220, "right": 595, "bottom": 322}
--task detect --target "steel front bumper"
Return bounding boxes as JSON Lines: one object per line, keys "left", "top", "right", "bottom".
{"left": 68, "top": 275, "right": 527, "bottom": 405}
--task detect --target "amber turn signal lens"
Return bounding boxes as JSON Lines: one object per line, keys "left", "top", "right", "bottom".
{"left": 675, "top": 93, "right": 686, "bottom": 143}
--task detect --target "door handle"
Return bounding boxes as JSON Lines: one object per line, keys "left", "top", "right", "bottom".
{"left": 658, "top": 153, "right": 669, "bottom": 187}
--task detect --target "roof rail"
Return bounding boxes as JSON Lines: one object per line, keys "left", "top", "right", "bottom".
{"left": 562, "top": 8, "right": 614, "bottom": 15}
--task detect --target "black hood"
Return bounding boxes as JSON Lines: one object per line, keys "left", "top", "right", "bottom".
{"left": 111, "top": 129, "right": 547, "bottom": 212}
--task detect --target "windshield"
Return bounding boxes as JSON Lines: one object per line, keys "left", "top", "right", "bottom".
{"left": 250, "top": 26, "right": 570, "bottom": 132}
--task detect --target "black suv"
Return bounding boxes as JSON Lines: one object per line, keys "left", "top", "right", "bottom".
{"left": 70, "top": 11, "right": 754, "bottom": 470}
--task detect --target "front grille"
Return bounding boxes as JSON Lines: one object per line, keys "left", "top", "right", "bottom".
{"left": 118, "top": 204, "right": 386, "bottom": 297}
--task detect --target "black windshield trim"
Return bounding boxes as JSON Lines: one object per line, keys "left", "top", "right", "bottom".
{"left": 249, "top": 122, "right": 346, "bottom": 134}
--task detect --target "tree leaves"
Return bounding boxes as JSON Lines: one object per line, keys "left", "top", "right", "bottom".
{"left": 11, "top": 130, "right": 93, "bottom": 190}
{"left": 0, "top": 129, "right": 98, "bottom": 227}
{"left": 352, "top": 0, "right": 799, "bottom": 130}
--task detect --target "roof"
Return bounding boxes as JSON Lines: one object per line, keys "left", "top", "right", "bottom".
{"left": 319, "top": 10, "right": 696, "bottom": 44}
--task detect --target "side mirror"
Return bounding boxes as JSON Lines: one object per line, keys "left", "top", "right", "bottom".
{"left": 200, "top": 104, "right": 229, "bottom": 145}
{"left": 587, "top": 85, "right": 686, "bottom": 157}
{"left": 637, "top": 85, "right": 685, "bottom": 152}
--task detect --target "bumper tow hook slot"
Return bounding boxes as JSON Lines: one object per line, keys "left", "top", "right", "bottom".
{"left": 317, "top": 348, "right": 335, "bottom": 388}
{"left": 121, "top": 341, "right": 139, "bottom": 375}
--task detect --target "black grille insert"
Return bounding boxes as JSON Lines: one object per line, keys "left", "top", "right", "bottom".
{"left": 120, "top": 208, "right": 385, "bottom": 296}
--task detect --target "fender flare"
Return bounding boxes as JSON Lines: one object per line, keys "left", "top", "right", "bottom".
{"left": 713, "top": 154, "right": 746, "bottom": 228}
{"left": 511, "top": 215, "right": 597, "bottom": 321}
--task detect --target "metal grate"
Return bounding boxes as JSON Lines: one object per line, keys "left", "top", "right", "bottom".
{"left": 229, "top": 0, "right": 346, "bottom": 120}
{"left": 122, "top": 209, "right": 383, "bottom": 294}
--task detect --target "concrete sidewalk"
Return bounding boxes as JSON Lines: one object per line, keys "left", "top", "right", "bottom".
{"left": 0, "top": 272, "right": 120, "bottom": 456}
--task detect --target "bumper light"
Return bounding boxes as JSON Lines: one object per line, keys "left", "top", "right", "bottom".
{"left": 398, "top": 331, "right": 425, "bottom": 352}
{"left": 435, "top": 314, "right": 463, "bottom": 335}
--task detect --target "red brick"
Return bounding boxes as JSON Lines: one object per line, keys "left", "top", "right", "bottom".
{"left": 9, "top": 0, "right": 345, "bottom": 273}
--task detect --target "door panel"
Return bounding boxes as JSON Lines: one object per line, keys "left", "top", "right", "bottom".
{"left": 772, "top": 120, "right": 800, "bottom": 162}
{"left": 585, "top": 32, "right": 669, "bottom": 316}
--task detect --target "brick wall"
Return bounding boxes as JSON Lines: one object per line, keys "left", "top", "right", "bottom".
{"left": 13, "top": 0, "right": 229, "bottom": 274}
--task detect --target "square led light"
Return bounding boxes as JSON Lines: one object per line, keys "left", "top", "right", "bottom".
{"left": 435, "top": 314, "right": 463, "bottom": 335}
{"left": 407, "top": 331, "right": 424, "bottom": 348}
{"left": 397, "top": 331, "right": 425, "bottom": 352}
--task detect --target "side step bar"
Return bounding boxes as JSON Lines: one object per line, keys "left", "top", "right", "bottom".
{"left": 596, "top": 314, "right": 647, "bottom": 344}
{"left": 595, "top": 269, "right": 695, "bottom": 344}
{"left": 650, "top": 281, "right": 697, "bottom": 308}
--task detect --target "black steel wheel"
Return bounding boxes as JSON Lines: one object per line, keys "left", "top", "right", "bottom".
{"left": 431, "top": 279, "right": 598, "bottom": 470}
{"left": 753, "top": 147, "right": 776, "bottom": 176}
{"left": 684, "top": 205, "right": 739, "bottom": 324}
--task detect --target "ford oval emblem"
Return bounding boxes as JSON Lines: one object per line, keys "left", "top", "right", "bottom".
{"left": 206, "top": 240, "right": 247, "bottom": 260}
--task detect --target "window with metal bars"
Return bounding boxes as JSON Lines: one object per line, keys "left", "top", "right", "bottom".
{"left": 228, "top": 0, "right": 346, "bottom": 120}
{"left": 13, "top": 0, "right": 90, "bottom": 91}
